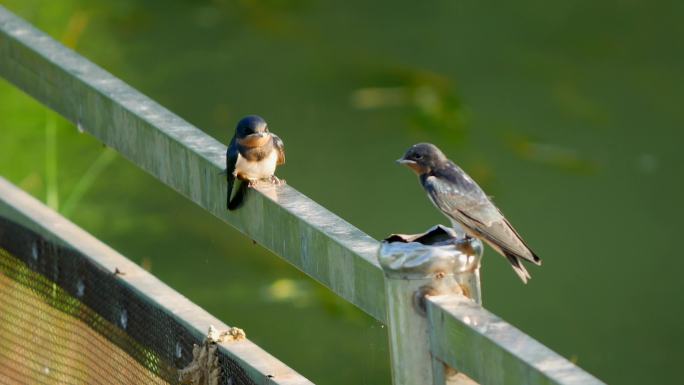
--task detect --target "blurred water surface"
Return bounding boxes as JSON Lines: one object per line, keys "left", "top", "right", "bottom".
{"left": 1, "top": 1, "right": 683, "bottom": 384}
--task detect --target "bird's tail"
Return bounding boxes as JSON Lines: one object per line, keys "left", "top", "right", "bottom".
{"left": 505, "top": 252, "right": 532, "bottom": 284}
{"left": 227, "top": 180, "right": 248, "bottom": 211}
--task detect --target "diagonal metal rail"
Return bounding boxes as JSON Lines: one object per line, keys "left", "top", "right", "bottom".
{"left": 427, "top": 296, "right": 602, "bottom": 385}
{"left": 0, "top": 6, "right": 604, "bottom": 384}
{"left": 0, "top": 5, "right": 385, "bottom": 322}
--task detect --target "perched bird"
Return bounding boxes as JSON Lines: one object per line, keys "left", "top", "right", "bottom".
{"left": 225, "top": 115, "right": 285, "bottom": 210}
{"left": 397, "top": 143, "right": 542, "bottom": 283}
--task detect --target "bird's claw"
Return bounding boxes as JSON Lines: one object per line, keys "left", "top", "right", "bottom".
{"left": 270, "top": 175, "right": 286, "bottom": 186}
{"left": 244, "top": 176, "right": 285, "bottom": 189}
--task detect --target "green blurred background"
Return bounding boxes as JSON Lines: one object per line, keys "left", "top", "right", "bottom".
{"left": 1, "top": 0, "right": 682, "bottom": 384}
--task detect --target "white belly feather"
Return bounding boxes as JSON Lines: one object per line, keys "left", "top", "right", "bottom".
{"left": 235, "top": 151, "right": 278, "bottom": 180}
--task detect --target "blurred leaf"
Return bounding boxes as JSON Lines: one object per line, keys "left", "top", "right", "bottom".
{"left": 351, "top": 67, "right": 469, "bottom": 145}
{"left": 507, "top": 134, "right": 599, "bottom": 174}
{"left": 61, "top": 10, "right": 90, "bottom": 48}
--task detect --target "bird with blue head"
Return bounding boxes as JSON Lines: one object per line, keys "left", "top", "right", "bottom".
{"left": 225, "top": 115, "right": 285, "bottom": 210}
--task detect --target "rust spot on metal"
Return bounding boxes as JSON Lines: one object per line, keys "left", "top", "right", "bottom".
{"left": 459, "top": 283, "right": 470, "bottom": 298}
{"left": 413, "top": 285, "right": 438, "bottom": 316}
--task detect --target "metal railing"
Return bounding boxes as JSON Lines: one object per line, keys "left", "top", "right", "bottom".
{"left": 0, "top": 177, "right": 313, "bottom": 385}
{"left": 0, "top": 6, "right": 604, "bottom": 385}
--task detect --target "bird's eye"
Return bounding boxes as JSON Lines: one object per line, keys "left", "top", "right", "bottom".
{"left": 414, "top": 154, "right": 423, "bottom": 160}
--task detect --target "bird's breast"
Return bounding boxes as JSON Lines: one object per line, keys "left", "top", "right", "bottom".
{"left": 235, "top": 150, "right": 278, "bottom": 180}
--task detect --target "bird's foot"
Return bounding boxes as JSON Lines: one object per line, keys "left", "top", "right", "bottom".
{"left": 246, "top": 179, "right": 258, "bottom": 188}
{"left": 457, "top": 234, "right": 476, "bottom": 247}
{"left": 269, "top": 175, "right": 286, "bottom": 186}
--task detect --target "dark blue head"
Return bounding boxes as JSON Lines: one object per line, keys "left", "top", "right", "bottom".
{"left": 235, "top": 115, "right": 269, "bottom": 139}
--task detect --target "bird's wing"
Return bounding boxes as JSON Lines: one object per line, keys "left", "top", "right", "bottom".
{"left": 424, "top": 173, "right": 541, "bottom": 266}
{"left": 226, "top": 137, "right": 239, "bottom": 210}
{"left": 272, "top": 134, "right": 285, "bottom": 165}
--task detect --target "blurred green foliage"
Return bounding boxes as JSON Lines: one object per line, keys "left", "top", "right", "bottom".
{"left": 1, "top": 1, "right": 683, "bottom": 384}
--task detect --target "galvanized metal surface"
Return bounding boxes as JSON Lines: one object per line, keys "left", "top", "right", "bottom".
{"left": 0, "top": 177, "right": 313, "bottom": 385}
{"left": 0, "top": 6, "right": 605, "bottom": 384}
{"left": 378, "top": 231, "right": 482, "bottom": 385}
{"left": 378, "top": 226, "right": 482, "bottom": 277}
{"left": 427, "top": 296, "right": 605, "bottom": 385}
{"left": 382, "top": 275, "right": 436, "bottom": 385}
{"left": 379, "top": 226, "right": 484, "bottom": 305}
{"left": 0, "top": 5, "right": 385, "bottom": 322}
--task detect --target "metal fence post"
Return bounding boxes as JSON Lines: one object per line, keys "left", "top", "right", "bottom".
{"left": 378, "top": 227, "right": 483, "bottom": 385}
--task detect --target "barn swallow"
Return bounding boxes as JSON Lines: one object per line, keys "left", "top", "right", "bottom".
{"left": 397, "top": 143, "right": 542, "bottom": 283}
{"left": 225, "top": 115, "right": 285, "bottom": 210}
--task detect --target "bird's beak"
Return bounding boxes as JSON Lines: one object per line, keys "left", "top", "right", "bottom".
{"left": 396, "top": 158, "right": 416, "bottom": 165}
{"left": 396, "top": 157, "right": 423, "bottom": 174}
{"left": 245, "top": 132, "right": 268, "bottom": 139}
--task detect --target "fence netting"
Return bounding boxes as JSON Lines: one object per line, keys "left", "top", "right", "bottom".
{"left": 0, "top": 217, "right": 256, "bottom": 385}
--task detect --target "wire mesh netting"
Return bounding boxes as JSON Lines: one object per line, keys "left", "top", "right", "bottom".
{"left": 0, "top": 216, "right": 257, "bottom": 385}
